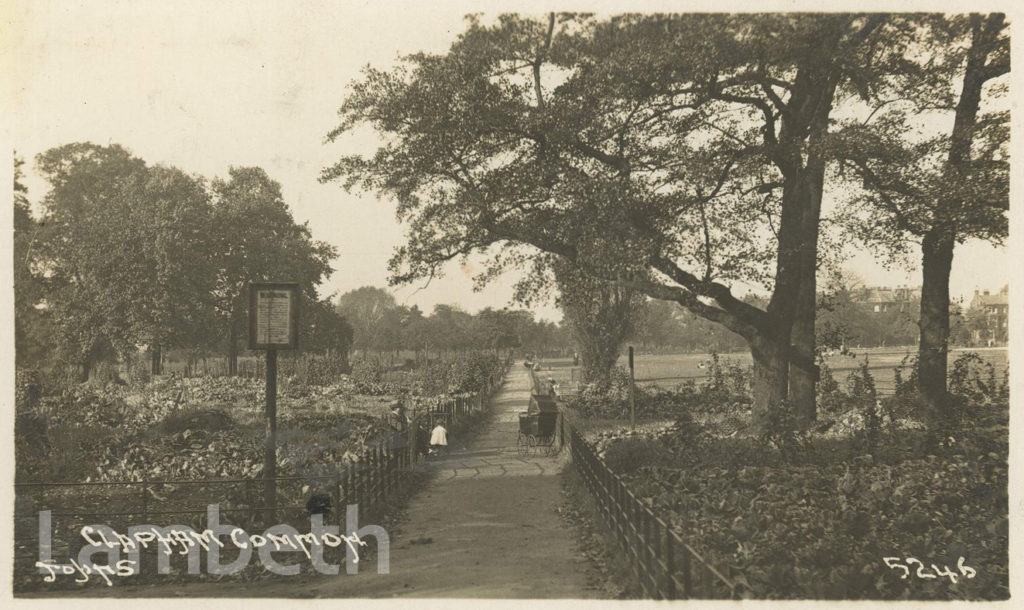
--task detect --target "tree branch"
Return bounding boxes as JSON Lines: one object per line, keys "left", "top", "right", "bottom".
{"left": 532, "top": 12, "right": 556, "bottom": 110}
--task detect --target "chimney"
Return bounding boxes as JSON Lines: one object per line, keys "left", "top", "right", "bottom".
{"left": 984, "top": 289, "right": 990, "bottom": 296}
{"left": 975, "top": 289, "right": 980, "bottom": 296}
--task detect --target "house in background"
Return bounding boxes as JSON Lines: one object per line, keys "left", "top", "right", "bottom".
{"left": 968, "top": 285, "right": 1008, "bottom": 346}
{"left": 858, "top": 285, "right": 921, "bottom": 314}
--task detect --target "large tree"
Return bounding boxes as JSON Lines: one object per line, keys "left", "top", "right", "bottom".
{"left": 301, "top": 296, "right": 354, "bottom": 357}
{"left": 35, "top": 143, "right": 151, "bottom": 378}
{"left": 32, "top": 144, "right": 223, "bottom": 377}
{"left": 323, "top": 13, "right": 904, "bottom": 430}
{"left": 13, "top": 154, "right": 51, "bottom": 367}
{"left": 835, "top": 13, "right": 1008, "bottom": 435}
{"left": 475, "top": 307, "right": 522, "bottom": 355}
{"left": 555, "top": 261, "right": 644, "bottom": 385}
{"left": 127, "top": 165, "right": 219, "bottom": 373}
{"left": 33, "top": 144, "right": 224, "bottom": 377}
{"left": 335, "top": 285, "right": 398, "bottom": 354}
{"left": 211, "top": 167, "right": 336, "bottom": 374}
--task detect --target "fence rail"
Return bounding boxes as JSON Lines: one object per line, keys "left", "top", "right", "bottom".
{"left": 14, "top": 359, "right": 511, "bottom": 567}
{"left": 563, "top": 414, "right": 740, "bottom": 599}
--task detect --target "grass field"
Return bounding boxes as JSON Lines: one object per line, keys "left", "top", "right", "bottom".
{"left": 530, "top": 346, "right": 1008, "bottom": 396}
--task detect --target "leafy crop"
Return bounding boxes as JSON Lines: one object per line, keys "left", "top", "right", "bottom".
{"left": 581, "top": 360, "right": 1008, "bottom": 599}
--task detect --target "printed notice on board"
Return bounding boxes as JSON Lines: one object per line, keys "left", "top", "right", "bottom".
{"left": 255, "top": 290, "right": 291, "bottom": 345}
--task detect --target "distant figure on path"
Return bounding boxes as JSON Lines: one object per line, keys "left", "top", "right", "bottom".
{"left": 430, "top": 422, "right": 448, "bottom": 456}
{"left": 390, "top": 400, "right": 408, "bottom": 431}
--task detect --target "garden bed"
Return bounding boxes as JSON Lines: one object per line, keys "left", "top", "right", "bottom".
{"left": 564, "top": 354, "right": 1009, "bottom": 599}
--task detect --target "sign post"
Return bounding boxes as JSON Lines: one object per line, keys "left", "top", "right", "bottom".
{"left": 249, "top": 282, "right": 300, "bottom": 524}
{"left": 628, "top": 346, "right": 636, "bottom": 430}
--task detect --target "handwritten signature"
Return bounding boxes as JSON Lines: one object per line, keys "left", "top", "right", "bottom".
{"left": 882, "top": 556, "right": 976, "bottom": 584}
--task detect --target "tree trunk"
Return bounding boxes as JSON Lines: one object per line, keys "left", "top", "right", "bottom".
{"left": 789, "top": 164, "right": 826, "bottom": 429}
{"left": 750, "top": 337, "right": 788, "bottom": 435}
{"left": 789, "top": 316, "right": 817, "bottom": 429}
{"left": 80, "top": 358, "right": 92, "bottom": 383}
{"left": 150, "top": 345, "right": 162, "bottom": 376}
{"left": 916, "top": 13, "right": 1003, "bottom": 440}
{"left": 579, "top": 336, "right": 620, "bottom": 387}
{"left": 228, "top": 323, "right": 238, "bottom": 376}
{"left": 919, "top": 228, "right": 955, "bottom": 436}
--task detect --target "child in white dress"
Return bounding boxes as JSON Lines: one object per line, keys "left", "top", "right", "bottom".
{"left": 430, "top": 422, "right": 448, "bottom": 456}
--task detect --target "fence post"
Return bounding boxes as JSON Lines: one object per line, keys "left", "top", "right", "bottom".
{"left": 351, "top": 460, "right": 360, "bottom": 510}
{"left": 408, "top": 415, "right": 416, "bottom": 467}
{"left": 377, "top": 445, "right": 386, "bottom": 502}
{"left": 644, "top": 510, "right": 655, "bottom": 598}
{"left": 666, "top": 529, "right": 676, "bottom": 599}
{"left": 332, "top": 473, "right": 342, "bottom": 521}
{"left": 140, "top": 480, "right": 149, "bottom": 523}
{"left": 372, "top": 446, "right": 379, "bottom": 505}
{"left": 386, "top": 445, "right": 394, "bottom": 496}
{"left": 245, "top": 479, "right": 256, "bottom": 526}
{"left": 361, "top": 450, "right": 369, "bottom": 509}
{"left": 381, "top": 445, "right": 388, "bottom": 501}
{"left": 385, "top": 445, "right": 391, "bottom": 494}
{"left": 376, "top": 445, "right": 384, "bottom": 504}
{"left": 679, "top": 541, "right": 690, "bottom": 596}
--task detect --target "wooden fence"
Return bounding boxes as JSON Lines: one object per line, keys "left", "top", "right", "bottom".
{"left": 563, "top": 415, "right": 741, "bottom": 599}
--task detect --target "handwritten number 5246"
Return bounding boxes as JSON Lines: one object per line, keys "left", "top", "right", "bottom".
{"left": 883, "top": 557, "right": 976, "bottom": 584}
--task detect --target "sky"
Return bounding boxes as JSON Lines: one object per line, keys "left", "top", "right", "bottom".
{"left": 2, "top": 1, "right": 1011, "bottom": 324}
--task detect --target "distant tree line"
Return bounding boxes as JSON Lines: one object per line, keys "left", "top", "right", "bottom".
{"left": 335, "top": 285, "right": 569, "bottom": 361}
{"left": 627, "top": 275, "right": 985, "bottom": 355}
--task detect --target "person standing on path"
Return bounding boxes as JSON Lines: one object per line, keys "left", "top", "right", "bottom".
{"left": 430, "top": 421, "right": 448, "bottom": 456}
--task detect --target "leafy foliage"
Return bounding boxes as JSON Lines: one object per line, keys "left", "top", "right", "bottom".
{"left": 279, "top": 352, "right": 352, "bottom": 387}
{"left": 581, "top": 352, "right": 1009, "bottom": 599}
{"left": 555, "top": 260, "right": 645, "bottom": 385}
{"left": 593, "top": 402, "right": 1007, "bottom": 599}
{"left": 947, "top": 352, "right": 1006, "bottom": 410}
{"left": 832, "top": 14, "right": 1009, "bottom": 433}
{"left": 349, "top": 352, "right": 505, "bottom": 397}
{"left": 564, "top": 354, "right": 752, "bottom": 421}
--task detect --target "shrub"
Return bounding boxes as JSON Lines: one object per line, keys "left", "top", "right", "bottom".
{"left": 281, "top": 352, "right": 351, "bottom": 386}
{"left": 350, "top": 357, "right": 389, "bottom": 394}
{"left": 88, "top": 361, "right": 126, "bottom": 386}
{"left": 124, "top": 353, "right": 152, "bottom": 386}
{"left": 760, "top": 399, "right": 808, "bottom": 461}
{"left": 602, "top": 437, "right": 666, "bottom": 473}
{"left": 948, "top": 352, "right": 1003, "bottom": 410}
{"left": 15, "top": 368, "right": 42, "bottom": 411}
{"left": 565, "top": 356, "right": 752, "bottom": 422}
{"left": 612, "top": 421, "right": 1008, "bottom": 599}
{"left": 816, "top": 363, "right": 846, "bottom": 416}
{"left": 700, "top": 352, "right": 752, "bottom": 412}
{"left": 843, "top": 359, "right": 902, "bottom": 454}
{"left": 160, "top": 408, "right": 235, "bottom": 434}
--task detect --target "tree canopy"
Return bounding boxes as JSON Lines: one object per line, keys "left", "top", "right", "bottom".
{"left": 832, "top": 13, "right": 1009, "bottom": 435}
{"left": 322, "top": 12, "right": 916, "bottom": 429}
{"left": 19, "top": 143, "right": 341, "bottom": 377}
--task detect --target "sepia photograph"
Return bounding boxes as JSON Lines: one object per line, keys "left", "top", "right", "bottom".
{"left": 3, "top": 0, "right": 1017, "bottom": 603}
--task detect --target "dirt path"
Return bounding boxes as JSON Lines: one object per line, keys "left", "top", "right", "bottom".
{"left": 27, "top": 367, "right": 601, "bottom": 599}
